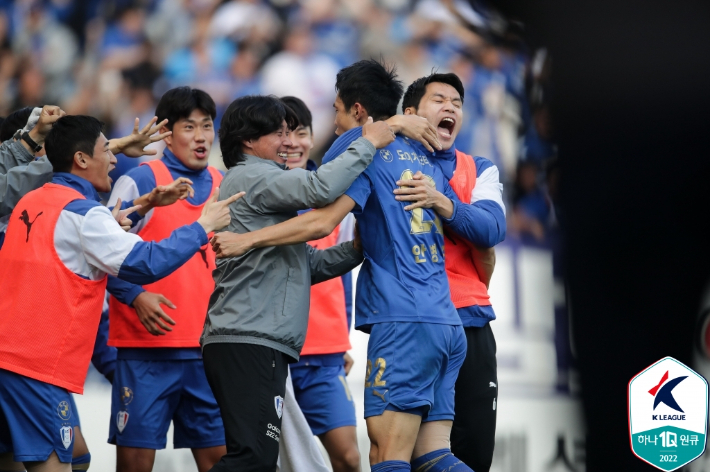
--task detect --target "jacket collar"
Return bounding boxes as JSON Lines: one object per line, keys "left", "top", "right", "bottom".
{"left": 51, "top": 172, "right": 102, "bottom": 201}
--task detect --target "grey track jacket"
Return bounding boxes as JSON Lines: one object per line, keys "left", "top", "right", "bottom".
{"left": 201, "top": 137, "right": 375, "bottom": 360}
{"left": 0, "top": 139, "right": 53, "bottom": 219}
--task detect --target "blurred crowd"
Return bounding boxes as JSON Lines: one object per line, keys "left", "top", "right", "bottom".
{"left": 0, "top": 0, "right": 558, "bottom": 244}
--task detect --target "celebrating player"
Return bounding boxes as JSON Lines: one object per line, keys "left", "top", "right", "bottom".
{"left": 106, "top": 87, "right": 228, "bottom": 472}
{"left": 0, "top": 115, "right": 241, "bottom": 472}
{"left": 400, "top": 72, "right": 506, "bottom": 471}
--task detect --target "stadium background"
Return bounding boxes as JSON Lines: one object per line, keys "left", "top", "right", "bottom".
{"left": 1, "top": 0, "right": 579, "bottom": 470}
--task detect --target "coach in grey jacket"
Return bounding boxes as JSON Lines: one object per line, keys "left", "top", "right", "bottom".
{"left": 200, "top": 95, "right": 394, "bottom": 472}
{"left": 0, "top": 106, "right": 61, "bottom": 218}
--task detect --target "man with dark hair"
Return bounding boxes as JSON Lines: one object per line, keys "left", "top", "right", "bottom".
{"left": 106, "top": 86, "right": 228, "bottom": 472}
{"left": 201, "top": 94, "right": 394, "bottom": 472}
{"left": 211, "top": 60, "right": 475, "bottom": 472}
{"left": 0, "top": 115, "right": 241, "bottom": 472}
{"left": 279, "top": 95, "right": 361, "bottom": 472}
{"left": 401, "top": 73, "right": 506, "bottom": 472}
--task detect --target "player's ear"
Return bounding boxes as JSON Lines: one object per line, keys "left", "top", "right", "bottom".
{"left": 74, "top": 151, "right": 89, "bottom": 170}
{"left": 404, "top": 106, "right": 416, "bottom": 115}
{"left": 353, "top": 103, "right": 367, "bottom": 122}
{"left": 161, "top": 124, "right": 172, "bottom": 147}
{"left": 309, "top": 129, "right": 315, "bottom": 149}
{"left": 242, "top": 139, "right": 254, "bottom": 151}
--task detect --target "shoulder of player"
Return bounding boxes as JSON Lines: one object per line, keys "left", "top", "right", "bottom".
{"left": 62, "top": 198, "right": 103, "bottom": 217}
{"left": 121, "top": 163, "right": 158, "bottom": 193}
{"left": 470, "top": 155, "right": 497, "bottom": 178}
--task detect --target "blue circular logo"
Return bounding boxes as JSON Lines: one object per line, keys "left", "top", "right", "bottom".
{"left": 57, "top": 400, "right": 72, "bottom": 420}
{"left": 121, "top": 387, "right": 134, "bottom": 406}
{"left": 379, "top": 149, "right": 393, "bottom": 162}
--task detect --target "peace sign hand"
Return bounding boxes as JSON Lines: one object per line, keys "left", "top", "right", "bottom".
{"left": 111, "top": 198, "right": 142, "bottom": 231}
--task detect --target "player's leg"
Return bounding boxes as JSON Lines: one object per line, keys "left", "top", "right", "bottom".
{"left": 171, "top": 359, "right": 226, "bottom": 472}
{"left": 364, "top": 322, "right": 446, "bottom": 471}
{"left": 109, "top": 358, "right": 181, "bottom": 472}
{"left": 366, "top": 410, "right": 421, "bottom": 466}
{"left": 0, "top": 370, "right": 74, "bottom": 471}
{"left": 290, "top": 364, "right": 360, "bottom": 472}
{"left": 202, "top": 343, "right": 288, "bottom": 472}
{"left": 115, "top": 448, "right": 155, "bottom": 472}
{"left": 23, "top": 452, "right": 70, "bottom": 472}
{"left": 411, "top": 325, "right": 471, "bottom": 472}
{"left": 319, "top": 426, "right": 360, "bottom": 472}
{"left": 190, "top": 447, "right": 225, "bottom": 472}
{"left": 450, "top": 324, "right": 498, "bottom": 471}
{"left": 66, "top": 396, "right": 90, "bottom": 472}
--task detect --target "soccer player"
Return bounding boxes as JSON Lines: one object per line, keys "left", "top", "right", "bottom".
{"left": 211, "top": 60, "right": 476, "bottom": 472}
{"left": 106, "top": 87, "right": 227, "bottom": 472}
{"left": 400, "top": 73, "right": 506, "bottom": 472}
{"left": 0, "top": 115, "right": 240, "bottom": 472}
{"left": 280, "top": 96, "right": 361, "bottom": 472}
{"left": 201, "top": 94, "right": 394, "bottom": 472}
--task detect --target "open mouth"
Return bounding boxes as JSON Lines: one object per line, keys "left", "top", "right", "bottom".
{"left": 194, "top": 146, "right": 208, "bottom": 159}
{"left": 277, "top": 152, "right": 288, "bottom": 161}
{"left": 438, "top": 117, "right": 456, "bottom": 139}
{"left": 286, "top": 152, "right": 303, "bottom": 162}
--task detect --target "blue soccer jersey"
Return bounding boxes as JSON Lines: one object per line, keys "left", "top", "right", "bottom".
{"left": 322, "top": 128, "right": 462, "bottom": 331}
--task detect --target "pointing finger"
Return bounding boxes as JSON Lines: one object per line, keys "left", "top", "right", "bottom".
{"left": 223, "top": 191, "right": 246, "bottom": 205}
{"left": 119, "top": 204, "right": 142, "bottom": 219}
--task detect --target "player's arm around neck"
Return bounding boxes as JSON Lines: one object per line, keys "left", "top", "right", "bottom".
{"left": 211, "top": 194, "right": 356, "bottom": 258}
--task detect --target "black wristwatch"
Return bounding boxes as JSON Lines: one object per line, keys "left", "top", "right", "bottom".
{"left": 21, "top": 132, "right": 42, "bottom": 153}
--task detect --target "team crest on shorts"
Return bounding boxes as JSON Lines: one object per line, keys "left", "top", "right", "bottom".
{"left": 121, "top": 387, "right": 134, "bottom": 405}
{"left": 380, "top": 149, "right": 393, "bottom": 162}
{"left": 56, "top": 400, "right": 72, "bottom": 420}
{"left": 60, "top": 426, "right": 73, "bottom": 449}
{"left": 116, "top": 410, "right": 129, "bottom": 433}
{"left": 629, "top": 356, "right": 708, "bottom": 470}
{"left": 274, "top": 396, "right": 284, "bottom": 419}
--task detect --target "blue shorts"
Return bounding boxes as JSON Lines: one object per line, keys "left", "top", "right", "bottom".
{"left": 290, "top": 364, "right": 357, "bottom": 436}
{"left": 364, "top": 322, "right": 466, "bottom": 422}
{"left": 108, "top": 358, "right": 224, "bottom": 449}
{"left": 0, "top": 369, "right": 78, "bottom": 463}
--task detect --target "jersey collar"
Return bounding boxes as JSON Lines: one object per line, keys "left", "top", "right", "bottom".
{"left": 51, "top": 172, "right": 102, "bottom": 202}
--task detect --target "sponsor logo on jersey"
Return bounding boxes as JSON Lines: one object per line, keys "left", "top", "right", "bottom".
{"left": 380, "top": 149, "right": 393, "bottom": 162}
{"left": 266, "top": 422, "right": 281, "bottom": 442}
{"left": 629, "top": 356, "right": 708, "bottom": 471}
{"left": 274, "top": 395, "right": 283, "bottom": 419}
{"left": 117, "top": 410, "right": 129, "bottom": 433}
{"left": 60, "top": 426, "right": 73, "bottom": 449}
{"left": 121, "top": 387, "right": 133, "bottom": 405}
{"left": 56, "top": 400, "right": 72, "bottom": 420}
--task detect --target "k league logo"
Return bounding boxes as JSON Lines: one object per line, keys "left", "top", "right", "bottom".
{"left": 629, "top": 357, "right": 708, "bottom": 471}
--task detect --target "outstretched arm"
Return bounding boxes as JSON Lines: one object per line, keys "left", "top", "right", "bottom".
{"left": 211, "top": 194, "right": 357, "bottom": 258}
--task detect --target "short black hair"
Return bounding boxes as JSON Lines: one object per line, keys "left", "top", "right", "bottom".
{"left": 335, "top": 59, "right": 403, "bottom": 121}
{"left": 45, "top": 116, "right": 105, "bottom": 173}
{"left": 220, "top": 95, "right": 298, "bottom": 169}
{"left": 155, "top": 87, "right": 216, "bottom": 131}
{"left": 402, "top": 73, "right": 465, "bottom": 111}
{"left": 280, "top": 96, "right": 312, "bottom": 132}
{"left": 0, "top": 106, "right": 35, "bottom": 143}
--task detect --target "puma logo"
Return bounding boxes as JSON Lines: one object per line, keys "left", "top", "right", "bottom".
{"left": 198, "top": 247, "right": 209, "bottom": 268}
{"left": 372, "top": 390, "right": 387, "bottom": 402}
{"left": 19, "top": 209, "right": 43, "bottom": 242}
